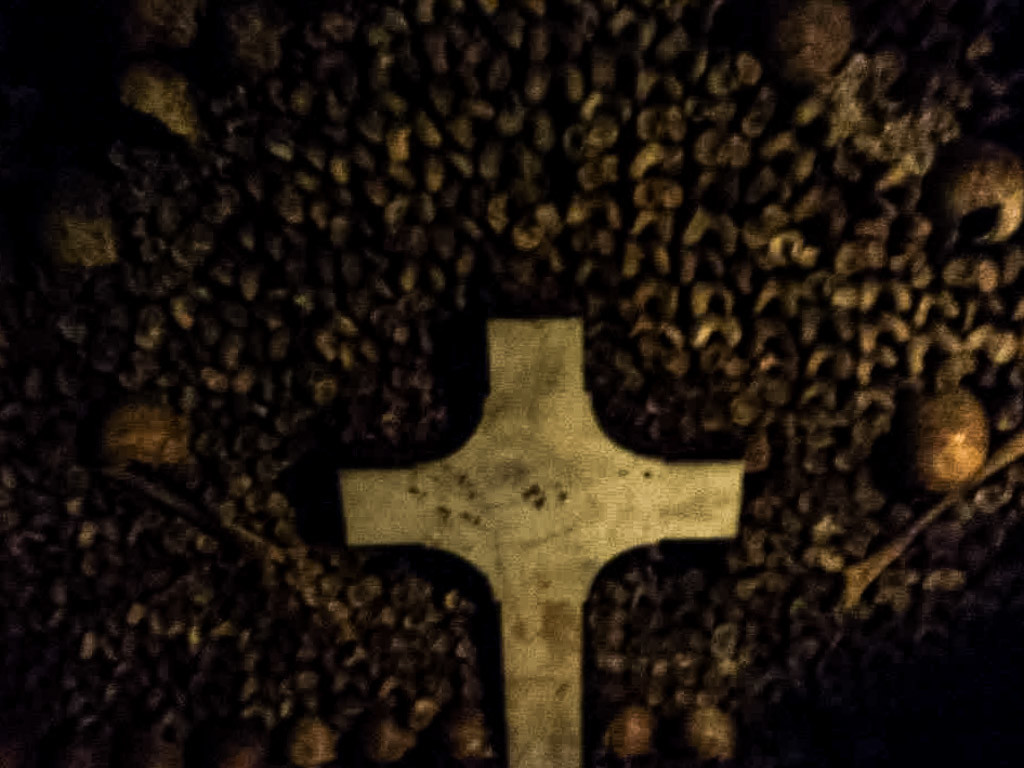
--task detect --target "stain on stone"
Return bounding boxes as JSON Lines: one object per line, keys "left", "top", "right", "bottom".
{"left": 459, "top": 511, "right": 483, "bottom": 526}
{"left": 502, "top": 460, "right": 530, "bottom": 485}
{"left": 437, "top": 505, "right": 452, "bottom": 523}
{"left": 522, "top": 483, "right": 547, "bottom": 509}
{"left": 520, "top": 524, "right": 576, "bottom": 551}
{"left": 618, "top": 469, "right": 628, "bottom": 477}
{"left": 408, "top": 485, "right": 420, "bottom": 495}
{"left": 661, "top": 505, "right": 712, "bottom": 522}
{"left": 540, "top": 601, "right": 578, "bottom": 651}
{"left": 521, "top": 483, "right": 542, "bottom": 500}
{"left": 557, "top": 490, "right": 568, "bottom": 503}
{"left": 643, "top": 471, "right": 652, "bottom": 479}
{"left": 513, "top": 619, "right": 529, "bottom": 640}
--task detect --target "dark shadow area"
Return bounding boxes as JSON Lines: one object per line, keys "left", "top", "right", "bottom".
{"left": 750, "top": 516, "right": 1024, "bottom": 768}
{"left": 959, "top": 205, "right": 1003, "bottom": 242}
{"left": 75, "top": 395, "right": 121, "bottom": 470}
{"left": 707, "top": 0, "right": 773, "bottom": 53}
{"left": 867, "top": 389, "right": 918, "bottom": 496}
{"left": 0, "top": 0, "right": 127, "bottom": 170}
{"left": 754, "top": 612, "right": 1024, "bottom": 768}
{"left": 283, "top": 449, "right": 348, "bottom": 548}
{"left": 871, "top": 625, "right": 1024, "bottom": 768}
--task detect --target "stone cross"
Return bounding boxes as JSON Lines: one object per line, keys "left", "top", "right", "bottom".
{"left": 340, "top": 318, "right": 744, "bottom": 768}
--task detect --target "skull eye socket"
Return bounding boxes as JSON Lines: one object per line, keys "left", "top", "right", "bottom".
{"left": 928, "top": 141, "right": 1024, "bottom": 243}
{"left": 959, "top": 205, "right": 1001, "bottom": 242}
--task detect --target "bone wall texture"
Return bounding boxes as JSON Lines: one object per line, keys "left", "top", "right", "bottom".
{"left": 1, "top": 0, "right": 1024, "bottom": 766}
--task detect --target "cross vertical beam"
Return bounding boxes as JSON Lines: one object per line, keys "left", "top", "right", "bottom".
{"left": 341, "top": 318, "right": 744, "bottom": 768}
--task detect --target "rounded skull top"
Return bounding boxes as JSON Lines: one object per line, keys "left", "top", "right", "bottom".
{"left": 686, "top": 704, "right": 737, "bottom": 762}
{"left": 361, "top": 714, "right": 417, "bottom": 765}
{"left": 287, "top": 717, "right": 337, "bottom": 768}
{"left": 604, "top": 705, "right": 655, "bottom": 758}
{"left": 927, "top": 140, "right": 1024, "bottom": 244}
{"left": 908, "top": 390, "right": 990, "bottom": 494}
{"left": 768, "top": 0, "right": 853, "bottom": 85}
{"left": 445, "top": 709, "right": 495, "bottom": 762}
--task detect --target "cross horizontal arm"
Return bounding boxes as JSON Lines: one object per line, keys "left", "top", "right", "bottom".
{"left": 340, "top": 318, "right": 745, "bottom": 768}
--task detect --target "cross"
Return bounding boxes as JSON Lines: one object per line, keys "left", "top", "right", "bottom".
{"left": 340, "top": 317, "right": 744, "bottom": 768}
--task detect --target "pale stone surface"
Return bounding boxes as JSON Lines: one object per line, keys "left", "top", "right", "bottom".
{"left": 341, "top": 318, "right": 744, "bottom": 768}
